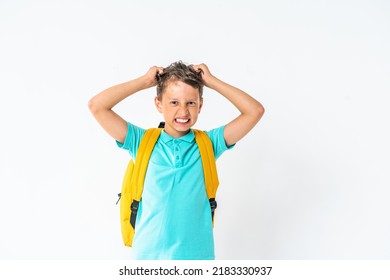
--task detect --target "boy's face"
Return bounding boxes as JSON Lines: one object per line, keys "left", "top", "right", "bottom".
{"left": 155, "top": 80, "right": 203, "bottom": 138}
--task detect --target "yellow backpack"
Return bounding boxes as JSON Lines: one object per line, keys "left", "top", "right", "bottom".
{"left": 117, "top": 126, "right": 219, "bottom": 247}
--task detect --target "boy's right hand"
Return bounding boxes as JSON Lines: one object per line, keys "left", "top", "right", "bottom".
{"left": 144, "top": 66, "right": 164, "bottom": 88}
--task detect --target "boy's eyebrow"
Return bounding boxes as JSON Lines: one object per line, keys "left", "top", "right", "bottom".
{"left": 168, "top": 98, "right": 198, "bottom": 103}
{"left": 169, "top": 98, "right": 197, "bottom": 101}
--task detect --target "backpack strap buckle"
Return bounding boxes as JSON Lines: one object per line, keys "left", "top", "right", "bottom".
{"left": 209, "top": 198, "right": 217, "bottom": 221}
{"left": 209, "top": 198, "right": 217, "bottom": 212}
{"left": 130, "top": 200, "right": 140, "bottom": 229}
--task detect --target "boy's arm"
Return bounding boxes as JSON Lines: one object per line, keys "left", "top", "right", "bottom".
{"left": 193, "top": 64, "right": 265, "bottom": 147}
{"left": 88, "top": 66, "right": 163, "bottom": 143}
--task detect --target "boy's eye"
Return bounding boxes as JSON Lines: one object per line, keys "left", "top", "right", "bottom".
{"left": 187, "top": 101, "right": 196, "bottom": 106}
{"left": 169, "top": 100, "right": 196, "bottom": 106}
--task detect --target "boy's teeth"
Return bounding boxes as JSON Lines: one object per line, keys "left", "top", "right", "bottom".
{"left": 176, "top": 118, "right": 189, "bottom": 123}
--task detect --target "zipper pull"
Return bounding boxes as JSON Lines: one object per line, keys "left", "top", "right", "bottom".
{"left": 116, "top": 193, "right": 121, "bottom": 205}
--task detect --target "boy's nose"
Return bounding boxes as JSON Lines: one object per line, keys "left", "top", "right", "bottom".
{"left": 178, "top": 104, "right": 189, "bottom": 114}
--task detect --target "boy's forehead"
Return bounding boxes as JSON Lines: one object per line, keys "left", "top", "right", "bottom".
{"left": 164, "top": 81, "right": 201, "bottom": 98}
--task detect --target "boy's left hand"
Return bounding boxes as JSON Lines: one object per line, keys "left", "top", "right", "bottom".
{"left": 192, "top": 63, "right": 215, "bottom": 87}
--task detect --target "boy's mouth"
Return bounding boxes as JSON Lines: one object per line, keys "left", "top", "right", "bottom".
{"left": 175, "top": 118, "right": 190, "bottom": 124}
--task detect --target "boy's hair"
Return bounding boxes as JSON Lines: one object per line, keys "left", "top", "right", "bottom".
{"left": 156, "top": 61, "right": 204, "bottom": 101}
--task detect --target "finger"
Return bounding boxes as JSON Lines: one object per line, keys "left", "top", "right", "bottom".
{"left": 155, "top": 67, "right": 165, "bottom": 82}
{"left": 155, "top": 66, "right": 164, "bottom": 75}
{"left": 192, "top": 64, "right": 203, "bottom": 74}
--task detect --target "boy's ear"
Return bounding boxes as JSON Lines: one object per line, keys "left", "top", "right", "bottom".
{"left": 198, "top": 98, "right": 203, "bottom": 113}
{"left": 154, "top": 96, "right": 163, "bottom": 113}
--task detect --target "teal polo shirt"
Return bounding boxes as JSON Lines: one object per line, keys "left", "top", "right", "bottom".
{"left": 117, "top": 122, "right": 233, "bottom": 260}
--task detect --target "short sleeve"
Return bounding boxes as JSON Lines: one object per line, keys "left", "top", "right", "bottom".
{"left": 206, "top": 125, "right": 235, "bottom": 159}
{"left": 116, "top": 122, "right": 146, "bottom": 159}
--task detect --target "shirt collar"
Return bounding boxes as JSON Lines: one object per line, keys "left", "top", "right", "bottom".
{"left": 160, "top": 129, "right": 195, "bottom": 144}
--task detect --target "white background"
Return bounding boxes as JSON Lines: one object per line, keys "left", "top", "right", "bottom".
{"left": 0, "top": 0, "right": 389, "bottom": 260}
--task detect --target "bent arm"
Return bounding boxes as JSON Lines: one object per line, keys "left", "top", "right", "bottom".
{"left": 193, "top": 64, "right": 265, "bottom": 147}
{"left": 88, "top": 66, "right": 163, "bottom": 143}
{"left": 208, "top": 77, "right": 264, "bottom": 147}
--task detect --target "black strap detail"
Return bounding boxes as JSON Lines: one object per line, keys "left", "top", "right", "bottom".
{"left": 115, "top": 193, "right": 121, "bottom": 205}
{"left": 158, "top": 122, "right": 165, "bottom": 128}
{"left": 130, "top": 200, "right": 140, "bottom": 229}
{"left": 209, "top": 198, "right": 217, "bottom": 220}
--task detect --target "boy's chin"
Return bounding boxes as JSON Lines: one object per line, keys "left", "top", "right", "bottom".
{"left": 164, "top": 122, "right": 194, "bottom": 137}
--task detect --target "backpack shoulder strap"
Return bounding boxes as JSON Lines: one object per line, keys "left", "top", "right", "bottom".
{"left": 193, "top": 129, "right": 219, "bottom": 224}
{"left": 193, "top": 129, "right": 219, "bottom": 198}
{"left": 131, "top": 127, "right": 162, "bottom": 201}
{"left": 119, "top": 127, "right": 162, "bottom": 247}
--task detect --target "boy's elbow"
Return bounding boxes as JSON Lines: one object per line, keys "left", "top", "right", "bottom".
{"left": 88, "top": 97, "right": 99, "bottom": 115}
{"left": 254, "top": 102, "right": 265, "bottom": 122}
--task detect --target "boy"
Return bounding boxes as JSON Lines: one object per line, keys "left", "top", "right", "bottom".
{"left": 88, "top": 61, "right": 264, "bottom": 259}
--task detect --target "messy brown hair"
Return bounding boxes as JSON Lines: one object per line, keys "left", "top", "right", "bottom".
{"left": 156, "top": 61, "right": 204, "bottom": 100}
